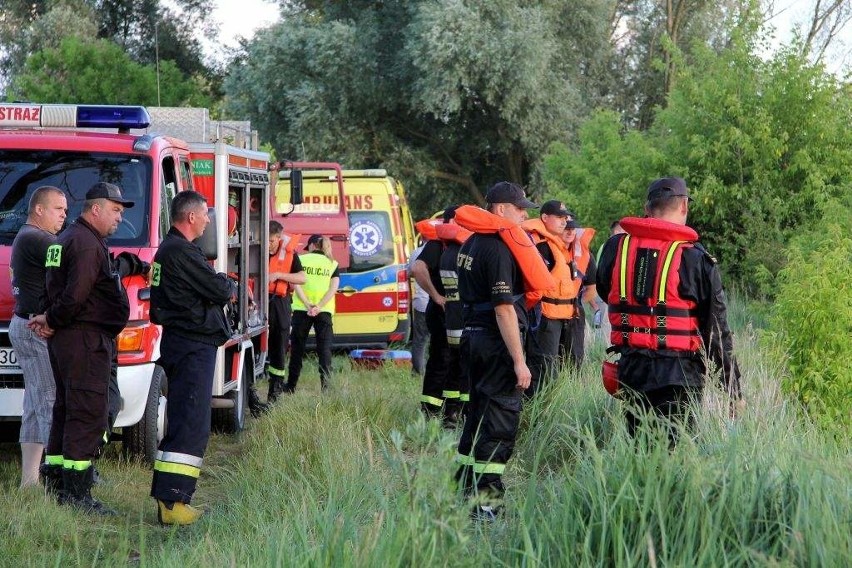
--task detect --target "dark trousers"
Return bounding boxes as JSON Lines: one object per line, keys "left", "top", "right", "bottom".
{"left": 456, "top": 327, "right": 523, "bottom": 498}
{"left": 558, "top": 314, "right": 586, "bottom": 367}
{"left": 526, "top": 316, "right": 562, "bottom": 396}
{"left": 624, "top": 385, "right": 703, "bottom": 447}
{"left": 150, "top": 330, "right": 216, "bottom": 504}
{"left": 421, "top": 301, "right": 450, "bottom": 414}
{"left": 268, "top": 294, "right": 293, "bottom": 378}
{"left": 46, "top": 328, "right": 113, "bottom": 464}
{"left": 288, "top": 310, "right": 334, "bottom": 389}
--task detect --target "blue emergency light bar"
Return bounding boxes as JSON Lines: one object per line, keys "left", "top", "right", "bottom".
{"left": 0, "top": 103, "right": 150, "bottom": 129}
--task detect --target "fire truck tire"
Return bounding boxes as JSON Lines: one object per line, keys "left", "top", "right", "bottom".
{"left": 211, "top": 361, "right": 248, "bottom": 434}
{"left": 122, "top": 366, "right": 166, "bottom": 463}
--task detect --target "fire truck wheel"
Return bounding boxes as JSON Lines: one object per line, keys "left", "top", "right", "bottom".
{"left": 122, "top": 366, "right": 166, "bottom": 463}
{"left": 211, "top": 360, "right": 249, "bottom": 434}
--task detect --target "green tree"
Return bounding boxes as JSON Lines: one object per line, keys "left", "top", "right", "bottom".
{"left": 11, "top": 36, "right": 214, "bottom": 107}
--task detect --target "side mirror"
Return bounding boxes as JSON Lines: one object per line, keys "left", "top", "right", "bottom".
{"left": 197, "top": 206, "right": 218, "bottom": 260}
{"left": 291, "top": 170, "right": 303, "bottom": 205}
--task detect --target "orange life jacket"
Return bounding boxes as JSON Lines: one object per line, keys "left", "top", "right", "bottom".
{"left": 268, "top": 233, "right": 302, "bottom": 296}
{"left": 415, "top": 219, "right": 440, "bottom": 242}
{"left": 435, "top": 222, "right": 472, "bottom": 245}
{"left": 607, "top": 217, "right": 701, "bottom": 352}
{"left": 454, "top": 205, "right": 555, "bottom": 308}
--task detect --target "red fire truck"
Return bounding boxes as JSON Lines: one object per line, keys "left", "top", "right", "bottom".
{"left": 0, "top": 103, "right": 269, "bottom": 461}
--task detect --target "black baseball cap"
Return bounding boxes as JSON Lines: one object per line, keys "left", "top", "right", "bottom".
{"left": 442, "top": 205, "right": 459, "bottom": 223}
{"left": 305, "top": 234, "right": 323, "bottom": 250}
{"left": 85, "top": 182, "right": 134, "bottom": 208}
{"left": 540, "top": 200, "right": 571, "bottom": 217}
{"left": 647, "top": 177, "right": 692, "bottom": 202}
{"left": 484, "top": 182, "right": 538, "bottom": 209}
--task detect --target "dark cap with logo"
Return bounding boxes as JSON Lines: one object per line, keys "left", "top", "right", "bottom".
{"left": 540, "top": 200, "right": 571, "bottom": 217}
{"left": 85, "top": 182, "right": 134, "bottom": 208}
{"left": 305, "top": 234, "right": 323, "bottom": 250}
{"left": 647, "top": 177, "right": 692, "bottom": 201}
{"left": 485, "top": 182, "right": 538, "bottom": 209}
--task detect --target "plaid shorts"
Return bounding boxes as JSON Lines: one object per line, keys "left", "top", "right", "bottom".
{"left": 9, "top": 315, "right": 56, "bottom": 445}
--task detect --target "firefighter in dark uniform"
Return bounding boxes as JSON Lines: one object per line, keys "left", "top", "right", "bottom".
{"left": 149, "top": 190, "right": 236, "bottom": 525}
{"left": 454, "top": 182, "right": 540, "bottom": 520}
{"left": 411, "top": 212, "right": 453, "bottom": 419}
{"left": 597, "top": 177, "right": 743, "bottom": 445}
{"left": 29, "top": 182, "right": 135, "bottom": 516}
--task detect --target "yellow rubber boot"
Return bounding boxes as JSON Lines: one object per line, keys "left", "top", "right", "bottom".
{"left": 157, "top": 499, "right": 203, "bottom": 526}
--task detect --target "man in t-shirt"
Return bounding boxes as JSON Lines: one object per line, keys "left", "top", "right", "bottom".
{"left": 9, "top": 186, "right": 67, "bottom": 489}
{"left": 454, "top": 182, "right": 537, "bottom": 521}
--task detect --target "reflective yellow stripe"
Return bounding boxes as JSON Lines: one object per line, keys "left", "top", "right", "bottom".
{"left": 456, "top": 454, "right": 475, "bottom": 466}
{"left": 45, "top": 455, "right": 63, "bottom": 466}
{"left": 420, "top": 395, "right": 443, "bottom": 408}
{"left": 658, "top": 241, "right": 684, "bottom": 303}
{"left": 154, "top": 460, "right": 201, "bottom": 478}
{"left": 442, "top": 390, "right": 460, "bottom": 399}
{"left": 472, "top": 462, "right": 506, "bottom": 475}
{"left": 459, "top": 393, "right": 470, "bottom": 402}
{"left": 102, "top": 431, "right": 110, "bottom": 443}
{"left": 63, "top": 459, "right": 92, "bottom": 471}
{"left": 447, "top": 336, "right": 461, "bottom": 346}
{"left": 268, "top": 366, "right": 287, "bottom": 377}
{"left": 618, "top": 235, "right": 631, "bottom": 301}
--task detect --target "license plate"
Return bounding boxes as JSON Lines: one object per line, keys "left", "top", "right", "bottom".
{"left": 0, "top": 347, "right": 20, "bottom": 373}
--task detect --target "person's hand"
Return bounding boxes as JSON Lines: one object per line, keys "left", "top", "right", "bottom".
{"left": 27, "top": 314, "right": 54, "bottom": 338}
{"left": 729, "top": 398, "right": 746, "bottom": 420}
{"left": 308, "top": 305, "right": 320, "bottom": 317}
{"left": 593, "top": 309, "right": 603, "bottom": 328}
{"left": 514, "top": 361, "right": 532, "bottom": 390}
{"left": 433, "top": 295, "right": 447, "bottom": 309}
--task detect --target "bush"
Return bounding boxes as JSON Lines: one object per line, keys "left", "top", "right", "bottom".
{"left": 768, "top": 204, "right": 852, "bottom": 433}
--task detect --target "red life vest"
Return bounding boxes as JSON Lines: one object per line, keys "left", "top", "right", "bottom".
{"left": 607, "top": 217, "right": 702, "bottom": 352}
{"left": 454, "top": 205, "right": 556, "bottom": 308}
{"left": 435, "top": 222, "right": 472, "bottom": 244}
{"left": 268, "top": 233, "right": 301, "bottom": 296}
{"left": 415, "top": 219, "right": 440, "bottom": 242}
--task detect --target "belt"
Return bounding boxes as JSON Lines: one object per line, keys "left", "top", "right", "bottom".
{"left": 14, "top": 312, "right": 37, "bottom": 319}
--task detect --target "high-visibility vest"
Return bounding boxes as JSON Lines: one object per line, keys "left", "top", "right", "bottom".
{"left": 607, "top": 216, "right": 701, "bottom": 352}
{"left": 292, "top": 252, "right": 338, "bottom": 314}
{"left": 454, "top": 205, "right": 555, "bottom": 309}
{"left": 268, "top": 233, "right": 301, "bottom": 296}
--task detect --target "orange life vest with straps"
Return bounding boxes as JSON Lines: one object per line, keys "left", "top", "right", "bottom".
{"left": 454, "top": 205, "right": 555, "bottom": 309}
{"left": 521, "top": 218, "right": 574, "bottom": 319}
{"left": 607, "top": 217, "right": 702, "bottom": 352}
{"left": 268, "top": 233, "right": 302, "bottom": 296}
{"left": 435, "top": 222, "right": 472, "bottom": 245}
{"left": 414, "top": 219, "right": 440, "bottom": 242}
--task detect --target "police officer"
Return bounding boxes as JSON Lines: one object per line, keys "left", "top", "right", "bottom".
{"left": 149, "top": 190, "right": 236, "bottom": 525}
{"left": 266, "top": 221, "right": 306, "bottom": 402}
{"left": 29, "top": 182, "right": 134, "bottom": 516}
{"left": 284, "top": 234, "right": 340, "bottom": 393}
{"left": 597, "top": 177, "right": 743, "bottom": 445}
{"left": 454, "top": 182, "right": 542, "bottom": 520}
{"left": 10, "top": 186, "right": 66, "bottom": 489}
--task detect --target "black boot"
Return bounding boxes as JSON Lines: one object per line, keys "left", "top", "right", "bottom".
{"left": 61, "top": 467, "right": 117, "bottom": 516}
{"left": 248, "top": 385, "right": 270, "bottom": 418}
{"left": 267, "top": 377, "right": 282, "bottom": 403}
{"left": 39, "top": 463, "right": 63, "bottom": 499}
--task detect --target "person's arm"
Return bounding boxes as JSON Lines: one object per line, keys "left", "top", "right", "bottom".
{"left": 494, "top": 303, "right": 531, "bottom": 390}
{"left": 312, "top": 276, "right": 340, "bottom": 316}
{"left": 45, "top": 242, "right": 99, "bottom": 329}
{"left": 181, "top": 246, "right": 236, "bottom": 306}
{"left": 270, "top": 254, "right": 306, "bottom": 285}
{"left": 293, "top": 284, "right": 310, "bottom": 310}
{"left": 596, "top": 234, "right": 621, "bottom": 302}
{"left": 412, "top": 258, "right": 445, "bottom": 308}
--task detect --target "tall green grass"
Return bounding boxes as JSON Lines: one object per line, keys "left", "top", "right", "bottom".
{"left": 0, "top": 305, "right": 849, "bottom": 566}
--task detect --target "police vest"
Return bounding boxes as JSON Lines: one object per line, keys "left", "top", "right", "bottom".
{"left": 454, "top": 205, "right": 555, "bottom": 309}
{"left": 436, "top": 223, "right": 471, "bottom": 346}
{"left": 292, "top": 252, "right": 338, "bottom": 314}
{"left": 268, "top": 233, "right": 301, "bottom": 296}
{"left": 607, "top": 217, "right": 702, "bottom": 352}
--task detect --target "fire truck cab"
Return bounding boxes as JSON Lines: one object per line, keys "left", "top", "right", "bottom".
{"left": 0, "top": 104, "right": 269, "bottom": 461}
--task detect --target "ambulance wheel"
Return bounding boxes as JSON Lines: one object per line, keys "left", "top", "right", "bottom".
{"left": 123, "top": 366, "right": 166, "bottom": 463}
{"left": 211, "top": 363, "right": 248, "bottom": 434}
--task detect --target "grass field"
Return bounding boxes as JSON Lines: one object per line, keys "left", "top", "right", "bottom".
{"left": 1, "top": 301, "right": 850, "bottom": 566}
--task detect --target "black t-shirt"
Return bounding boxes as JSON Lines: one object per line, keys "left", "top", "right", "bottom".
{"left": 290, "top": 254, "right": 304, "bottom": 273}
{"left": 536, "top": 241, "right": 554, "bottom": 269}
{"left": 458, "top": 233, "right": 526, "bottom": 330}
{"left": 417, "top": 239, "right": 445, "bottom": 294}
{"left": 10, "top": 224, "right": 55, "bottom": 315}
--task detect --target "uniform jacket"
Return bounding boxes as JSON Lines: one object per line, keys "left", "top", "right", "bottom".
{"left": 151, "top": 226, "right": 235, "bottom": 346}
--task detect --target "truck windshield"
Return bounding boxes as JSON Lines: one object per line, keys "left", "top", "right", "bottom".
{"left": 0, "top": 150, "right": 151, "bottom": 246}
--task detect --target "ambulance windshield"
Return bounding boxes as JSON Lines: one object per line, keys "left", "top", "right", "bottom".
{"left": 0, "top": 150, "right": 152, "bottom": 246}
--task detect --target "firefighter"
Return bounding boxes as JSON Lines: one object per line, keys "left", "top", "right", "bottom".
{"left": 597, "top": 177, "right": 743, "bottom": 446}
{"left": 266, "top": 220, "right": 306, "bottom": 402}
{"left": 285, "top": 234, "right": 340, "bottom": 392}
{"left": 150, "top": 190, "right": 237, "bottom": 525}
{"left": 411, "top": 214, "right": 452, "bottom": 419}
{"left": 29, "top": 182, "right": 134, "bottom": 516}
{"left": 453, "top": 182, "right": 553, "bottom": 520}
{"left": 435, "top": 210, "right": 472, "bottom": 427}
{"left": 557, "top": 213, "right": 599, "bottom": 367}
